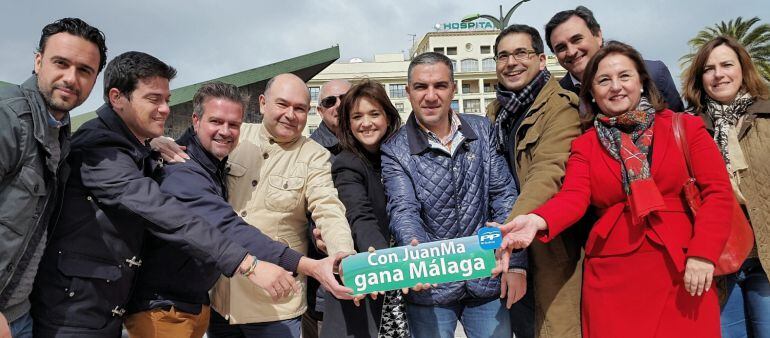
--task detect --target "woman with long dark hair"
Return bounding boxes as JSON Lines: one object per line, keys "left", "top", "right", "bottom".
{"left": 320, "top": 79, "right": 406, "bottom": 338}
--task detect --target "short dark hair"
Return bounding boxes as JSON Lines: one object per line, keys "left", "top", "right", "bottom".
{"left": 103, "top": 51, "right": 177, "bottom": 104}
{"left": 544, "top": 6, "right": 602, "bottom": 53}
{"left": 494, "top": 24, "right": 544, "bottom": 56}
{"left": 337, "top": 79, "right": 402, "bottom": 162}
{"left": 192, "top": 81, "right": 248, "bottom": 119}
{"left": 580, "top": 41, "right": 666, "bottom": 119}
{"left": 408, "top": 52, "right": 454, "bottom": 84}
{"left": 38, "top": 18, "right": 108, "bottom": 72}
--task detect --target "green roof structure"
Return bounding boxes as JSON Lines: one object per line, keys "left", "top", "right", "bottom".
{"left": 72, "top": 45, "right": 340, "bottom": 135}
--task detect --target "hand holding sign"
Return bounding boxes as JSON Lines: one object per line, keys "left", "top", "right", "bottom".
{"left": 499, "top": 214, "right": 547, "bottom": 251}
{"left": 340, "top": 228, "right": 502, "bottom": 295}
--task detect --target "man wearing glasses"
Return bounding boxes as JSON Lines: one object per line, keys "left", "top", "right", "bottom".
{"left": 310, "top": 79, "right": 351, "bottom": 159}
{"left": 305, "top": 79, "right": 351, "bottom": 338}
{"left": 485, "top": 24, "right": 583, "bottom": 338}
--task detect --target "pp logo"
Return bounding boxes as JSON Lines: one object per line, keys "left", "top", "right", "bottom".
{"left": 478, "top": 227, "right": 502, "bottom": 250}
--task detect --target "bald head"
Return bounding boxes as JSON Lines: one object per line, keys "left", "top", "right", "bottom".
{"left": 259, "top": 73, "right": 310, "bottom": 142}
{"left": 317, "top": 79, "right": 351, "bottom": 134}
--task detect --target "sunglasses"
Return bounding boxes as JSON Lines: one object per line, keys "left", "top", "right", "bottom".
{"left": 319, "top": 94, "right": 345, "bottom": 109}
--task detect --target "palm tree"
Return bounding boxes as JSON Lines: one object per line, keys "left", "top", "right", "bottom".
{"left": 680, "top": 16, "right": 770, "bottom": 82}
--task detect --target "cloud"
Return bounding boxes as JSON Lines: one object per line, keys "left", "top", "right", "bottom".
{"left": 1, "top": 0, "right": 765, "bottom": 115}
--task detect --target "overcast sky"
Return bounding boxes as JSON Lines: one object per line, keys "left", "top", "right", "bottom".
{"left": 1, "top": 0, "right": 766, "bottom": 116}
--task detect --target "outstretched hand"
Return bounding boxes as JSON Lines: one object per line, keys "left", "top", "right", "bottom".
{"left": 302, "top": 253, "right": 355, "bottom": 301}
{"left": 499, "top": 214, "right": 546, "bottom": 251}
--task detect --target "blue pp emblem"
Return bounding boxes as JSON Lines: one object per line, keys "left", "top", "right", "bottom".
{"left": 478, "top": 227, "right": 502, "bottom": 250}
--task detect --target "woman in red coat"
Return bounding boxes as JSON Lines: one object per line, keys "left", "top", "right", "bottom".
{"left": 499, "top": 41, "right": 734, "bottom": 338}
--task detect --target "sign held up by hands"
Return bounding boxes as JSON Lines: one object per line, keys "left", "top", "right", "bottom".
{"left": 340, "top": 228, "right": 502, "bottom": 295}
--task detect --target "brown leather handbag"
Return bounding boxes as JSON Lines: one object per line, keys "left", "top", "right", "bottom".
{"left": 672, "top": 113, "right": 754, "bottom": 275}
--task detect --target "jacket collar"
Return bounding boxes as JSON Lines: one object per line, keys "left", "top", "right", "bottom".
{"left": 95, "top": 103, "right": 151, "bottom": 158}
{"left": 179, "top": 127, "right": 228, "bottom": 176}
{"left": 258, "top": 123, "right": 302, "bottom": 149}
{"left": 20, "top": 76, "right": 55, "bottom": 148}
{"left": 404, "top": 111, "right": 478, "bottom": 155}
{"left": 699, "top": 99, "right": 770, "bottom": 140}
{"left": 487, "top": 77, "right": 578, "bottom": 127}
{"left": 309, "top": 121, "right": 339, "bottom": 150}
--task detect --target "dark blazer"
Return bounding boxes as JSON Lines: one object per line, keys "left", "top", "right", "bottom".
{"left": 321, "top": 149, "right": 388, "bottom": 338}
{"left": 128, "top": 127, "right": 304, "bottom": 314}
{"left": 31, "top": 105, "right": 248, "bottom": 336}
{"left": 560, "top": 59, "right": 685, "bottom": 113}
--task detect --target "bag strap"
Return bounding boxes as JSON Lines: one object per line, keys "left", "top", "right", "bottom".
{"left": 671, "top": 113, "right": 696, "bottom": 179}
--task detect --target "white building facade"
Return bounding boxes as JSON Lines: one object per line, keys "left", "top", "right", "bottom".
{"left": 305, "top": 26, "right": 567, "bottom": 135}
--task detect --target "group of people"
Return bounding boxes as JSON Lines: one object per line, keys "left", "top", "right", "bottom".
{"left": 0, "top": 5, "right": 767, "bottom": 338}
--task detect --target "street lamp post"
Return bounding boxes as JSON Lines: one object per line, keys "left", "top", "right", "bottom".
{"left": 461, "top": 0, "right": 532, "bottom": 30}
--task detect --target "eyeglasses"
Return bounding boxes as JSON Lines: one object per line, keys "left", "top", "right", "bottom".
{"left": 495, "top": 49, "right": 537, "bottom": 64}
{"left": 319, "top": 94, "right": 345, "bottom": 109}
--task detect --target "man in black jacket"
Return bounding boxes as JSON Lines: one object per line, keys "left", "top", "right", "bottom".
{"left": 124, "top": 82, "right": 300, "bottom": 337}
{"left": 544, "top": 6, "right": 685, "bottom": 115}
{"left": 30, "top": 52, "right": 271, "bottom": 337}
{"left": 0, "top": 18, "right": 106, "bottom": 338}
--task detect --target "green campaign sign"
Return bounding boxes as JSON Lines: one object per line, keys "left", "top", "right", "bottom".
{"left": 340, "top": 230, "right": 501, "bottom": 295}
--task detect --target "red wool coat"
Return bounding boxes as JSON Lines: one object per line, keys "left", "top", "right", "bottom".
{"left": 534, "top": 110, "right": 733, "bottom": 338}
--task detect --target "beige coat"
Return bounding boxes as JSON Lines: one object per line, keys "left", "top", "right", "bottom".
{"left": 487, "top": 78, "right": 584, "bottom": 338}
{"left": 210, "top": 123, "right": 354, "bottom": 324}
{"left": 702, "top": 99, "right": 770, "bottom": 279}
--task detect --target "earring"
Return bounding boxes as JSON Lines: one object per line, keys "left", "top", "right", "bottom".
{"left": 591, "top": 98, "right": 595, "bottom": 102}
{"left": 641, "top": 88, "right": 644, "bottom": 93}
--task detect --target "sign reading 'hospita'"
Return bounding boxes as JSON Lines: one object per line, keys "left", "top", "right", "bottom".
{"left": 340, "top": 228, "right": 502, "bottom": 295}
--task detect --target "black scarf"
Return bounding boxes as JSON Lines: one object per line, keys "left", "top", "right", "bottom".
{"left": 493, "top": 69, "right": 551, "bottom": 152}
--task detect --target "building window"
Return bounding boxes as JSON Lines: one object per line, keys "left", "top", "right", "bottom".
{"left": 451, "top": 100, "right": 460, "bottom": 113}
{"left": 460, "top": 59, "right": 478, "bottom": 73}
{"left": 484, "top": 81, "right": 495, "bottom": 93}
{"left": 481, "top": 45, "right": 492, "bottom": 54}
{"left": 309, "top": 106, "right": 317, "bottom": 115}
{"left": 433, "top": 47, "right": 445, "bottom": 54}
{"left": 464, "top": 99, "right": 481, "bottom": 114}
{"left": 450, "top": 60, "right": 457, "bottom": 72}
{"left": 310, "top": 87, "right": 320, "bottom": 103}
{"left": 308, "top": 125, "right": 318, "bottom": 134}
{"left": 462, "top": 83, "right": 471, "bottom": 94}
{"left": 395, "top": 102, "right": 405, "bottom": 113}
{"left": 446, "top": 47, "right": 458, "bottom": 55}
{"left": 482, "top": 58, "right": 496, "bottom": 72}
{"left": 390, "top": 84, "right": 407, "bottom": 98}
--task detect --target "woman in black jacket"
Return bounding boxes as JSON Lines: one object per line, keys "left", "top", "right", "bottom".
{"left": 321, "top": 79, "right": 405, "bottom": 338}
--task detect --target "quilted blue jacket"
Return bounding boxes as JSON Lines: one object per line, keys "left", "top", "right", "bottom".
{"left": 381, "top": 113, "right": 526, "bottom": 305}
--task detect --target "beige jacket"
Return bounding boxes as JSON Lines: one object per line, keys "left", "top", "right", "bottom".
{"left": 210, "top": 123, "right": 354, "bottom": 324}
{"left": 702, "top": 99, "right": 770, "bottom": 279}
{"left": 487, "top": 78, "right": 584, "bottom": 338}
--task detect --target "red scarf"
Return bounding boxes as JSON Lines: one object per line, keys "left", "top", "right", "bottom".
{"left": 594, "top": 101, "right": 665, "bottom": 224}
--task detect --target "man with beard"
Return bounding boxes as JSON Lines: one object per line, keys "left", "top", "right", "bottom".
{"left": 0, "top": 18, "right": 106, "bottom": 338}
{"left": 30, "top": 52, "right": 278, "bottom": 338}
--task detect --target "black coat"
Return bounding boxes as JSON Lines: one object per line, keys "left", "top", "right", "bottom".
{"left": 128, "top": 128, "right": 304, "bottom": 314}
{"left": 30, "top": 105, "right": 248, "bottom": 336}
{"left": 560, "top": 59, "right": 685, "bottom": 113}
{"left": 321, "top": 150, "right": 389, "bottom": 338}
